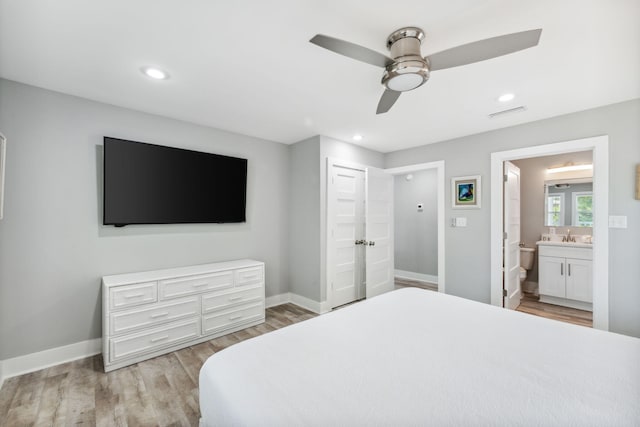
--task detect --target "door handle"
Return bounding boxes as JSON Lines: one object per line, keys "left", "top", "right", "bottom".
{"left": 568, "top": 264, "right": 571, "bottom": 276}
{"left": 560, "top": 263, "right": 563, "bottom": 276}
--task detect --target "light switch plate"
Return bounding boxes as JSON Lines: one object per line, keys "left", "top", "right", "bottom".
{"left": 609, "top": 215, "right": 628, "bottom": 228}
{"left": 452, "top": 217, "right": 467, "bottom": 227}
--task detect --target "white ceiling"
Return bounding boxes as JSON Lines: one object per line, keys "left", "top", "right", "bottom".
{"left": 1, "top": 0, "right": 639, "bottom": 153}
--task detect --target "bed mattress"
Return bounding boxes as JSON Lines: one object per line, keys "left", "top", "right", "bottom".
{"left": 199, "top": 288, "right": 640, "bottom": 426}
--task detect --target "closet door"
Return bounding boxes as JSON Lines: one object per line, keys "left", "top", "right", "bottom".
{"left": 328, "top": 165, "right": 366, "bottom": 308}
{"left": 365, "top": 167, "right": 394, "bottom": 298}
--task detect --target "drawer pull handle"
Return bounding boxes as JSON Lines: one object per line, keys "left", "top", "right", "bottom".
{"left": 229, "top": 315, "right": 244, "bottom": 321}
{"left": 192, "top": 282, "right": 209, "bottom": 288}
{"left": 123, "top": 293, "right": 145, "bottom": 299}
{"left": 150, "top": 312, "right": 170, "bottom": 319}
{"left": 150, "top": 335, "right": 169, "bottom": 343}
{"left": 243, "top": 275, "right": 259, "bottom": 280}
{"left": 228, "top": 296, "right": 243, "bottom": 301}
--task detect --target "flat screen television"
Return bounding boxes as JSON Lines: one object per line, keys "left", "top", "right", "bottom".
{"left": 103, "top": 137, "right": 247, "bottom": 226}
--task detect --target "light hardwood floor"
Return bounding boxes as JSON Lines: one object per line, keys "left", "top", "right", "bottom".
{"left": 0, "top": 304, "right": 316, "bottom": 427}
{"left": 516, "top": 292, "right": 593, "bottom": 328}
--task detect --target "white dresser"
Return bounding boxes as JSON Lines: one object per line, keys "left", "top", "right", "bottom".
{"left": 102, "top": 259, "right": 265, "bottom": 372}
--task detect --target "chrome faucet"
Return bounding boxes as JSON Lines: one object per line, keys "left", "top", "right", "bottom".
{"left": 562, "top": 229, "right": 576, "bottom": 243}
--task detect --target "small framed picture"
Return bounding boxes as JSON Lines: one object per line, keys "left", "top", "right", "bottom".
{"left": 452, "top": 175, "right": 481, "bottom": 209}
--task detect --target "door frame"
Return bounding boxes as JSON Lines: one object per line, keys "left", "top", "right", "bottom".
{"left": 385, "top": 161, "right": 446, "bottom": 293}
{"left": 490, "top": 135, "right": 609, "bottom": 330}
{"left": 326, "top": 158, "right": 370, "bottom": 310}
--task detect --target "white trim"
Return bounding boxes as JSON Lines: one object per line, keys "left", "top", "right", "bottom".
{"left": 490, "top": 135, "right": 609, "bottom": 331}
{"left": 265, "top": 292, "right": 329, "bottom": 314}
{"left": 385, "top": 160, "right": 446, "bottom": 294}
{"left": 394, "top": 269, "right": 438, "bottom": 284}
{"left": 265, "top": 293, "right": 291, "bottom": 309}
{"left": 1, "top": 338, "right": 102, "bottom": 381}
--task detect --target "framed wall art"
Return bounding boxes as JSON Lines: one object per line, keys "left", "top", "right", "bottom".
{"left": 452, "top": 175, "right": 481, "bottom": 209}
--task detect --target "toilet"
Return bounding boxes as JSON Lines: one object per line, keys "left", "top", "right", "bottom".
{"left": 519, "top": 247, "right": 536, "bottom": 284}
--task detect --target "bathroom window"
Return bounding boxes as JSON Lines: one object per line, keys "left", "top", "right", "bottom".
{"left": 572, "top": 191, "right": 593, "bottom": 227}
{"left": 546, "top": 193, "right": 564, "bottom": 226}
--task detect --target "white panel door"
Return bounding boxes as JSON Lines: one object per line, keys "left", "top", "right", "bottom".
{"left": 565, "top": 258, "right": 593, "bottom": 302}
{"left": 329, "top": 165, "right": 366, "bottom": 308}
{"left": 503, "top": 161, "right": 521, "bottom": 309}
{"left": 365, "top": 167, "right": 394, "bottom": 298}
{"left": 539, "top": 256, "right": 566, "bottom": 298}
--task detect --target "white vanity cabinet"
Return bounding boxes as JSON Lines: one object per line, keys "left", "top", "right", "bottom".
{"left": 538, "top": 244, "right": 592, "bottom": 311}
{"left": 102, "top": 259, "right": 265, "bottom": 372}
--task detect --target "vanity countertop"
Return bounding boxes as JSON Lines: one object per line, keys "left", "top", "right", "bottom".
{"left": 536, "top": 240, "right": 593, "bottom": 248}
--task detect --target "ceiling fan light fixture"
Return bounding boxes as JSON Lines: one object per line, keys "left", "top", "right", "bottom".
{"left": 385, "top": 73, "right": 426, "bottom": 91}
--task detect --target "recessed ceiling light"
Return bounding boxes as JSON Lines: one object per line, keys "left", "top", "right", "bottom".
{"left": 141, "top": 67, "right": 169, "bottom": 80}
{"left": 498, "top": 93, "right": 515, "bottom": 102}
{"left": 352, "top": 134, "right": 363, "bottom": 141}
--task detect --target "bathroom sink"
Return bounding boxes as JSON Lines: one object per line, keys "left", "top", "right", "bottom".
{"left": 536, "top": 240, "right": 593, "bottom": 248}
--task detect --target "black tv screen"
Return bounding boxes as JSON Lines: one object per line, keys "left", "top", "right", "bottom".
{"left": 103, "top": 137, "right": 247, "bottom": 226}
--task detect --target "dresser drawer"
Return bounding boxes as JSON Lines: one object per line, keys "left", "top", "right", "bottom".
{"left": 236, "top": 266, "right": 263, "bottom": 287}
{"left": 202, "top": 302, "right": 264, "bottom": 335}
{"left": 110, "top": 282, "right": 157, "bottom": 310}
{"left": 160, "top": 271, "right": 233, "bottom": 299}
{"left": 109, "top": 319, "right": 200, "bottom": 363}
{"left": 110, "top": 297, "right": 199, "bottom": 335}
{"left": 202, "top": 286, "right": 263, "bottom": 314}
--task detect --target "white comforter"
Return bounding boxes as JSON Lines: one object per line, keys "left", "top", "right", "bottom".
{"left": 200, "top": 288, "right": 640, "bottom": 426}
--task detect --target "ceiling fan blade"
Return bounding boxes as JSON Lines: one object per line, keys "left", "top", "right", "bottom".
{"left": 310, "top": 34, "right": 394, "bottom": 68}
{"left": 376, "top": 89, "right": 401, "bottom": 114}
{"left": 426, "top": 29, "right": 542, "bottom": 71}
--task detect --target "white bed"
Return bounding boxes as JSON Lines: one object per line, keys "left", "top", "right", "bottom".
{"left": 199, "top": 288, "right": 640, "bottom": 426}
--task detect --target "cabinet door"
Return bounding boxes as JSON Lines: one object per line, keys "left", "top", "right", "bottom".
{"left": 565, "top": 258, "right": 592, "bottom": 302}
{"left": 538, "top": 256, "right": 566, "bottom": 298}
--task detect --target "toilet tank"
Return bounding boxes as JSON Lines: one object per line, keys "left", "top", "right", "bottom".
{"left": 520, "top": 247, "right": 535, "bottom": 270}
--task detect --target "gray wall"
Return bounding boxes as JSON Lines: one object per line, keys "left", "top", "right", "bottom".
{"left": 0, "top": 79, "right": 291, "bottom": 359}
{"left": 393, "top": 169, "right": 438, "bottom": 276}
{"left": 386, "top": 98, "right": 640, "bottom": 338}
{"left": 513, "top": 152, "right": 593, "bottom": 283}
{"left": 288, "top": 136, "right": 321, "bottom": 300}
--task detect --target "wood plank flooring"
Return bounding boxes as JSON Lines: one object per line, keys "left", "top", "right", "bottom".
{"left": 516, "top": 292, "right": 593, "bottom": 327}
{"left": 394, "top": 277, "right": 438, "bottom": 292}
{"left": 0, "top": 304, "right": 316, "bottom": 427}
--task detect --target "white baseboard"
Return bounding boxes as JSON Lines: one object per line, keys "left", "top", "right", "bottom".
{"left": 265, "top": 292, "right": 329, "bottom": 314}
{"left": 0, "top": 338, "right": 102, "bottom": 383}
{"left": 394, "top": 269, "right": 438, "bottom": 284}
{"left": 265, "top": 293, "right": 291, "bottom": 308}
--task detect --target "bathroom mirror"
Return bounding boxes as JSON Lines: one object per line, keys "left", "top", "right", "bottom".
{"left": 544, "top": 178, "right": 593, "bottom": 227}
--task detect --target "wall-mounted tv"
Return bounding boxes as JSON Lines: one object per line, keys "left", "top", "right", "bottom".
{"left": 103, "top": 137, "right": 247, "bottom": 226}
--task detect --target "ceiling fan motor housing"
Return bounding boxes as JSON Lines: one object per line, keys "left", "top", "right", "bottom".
{"left": 382, "top": 27, "right": 430, "bottom": 92}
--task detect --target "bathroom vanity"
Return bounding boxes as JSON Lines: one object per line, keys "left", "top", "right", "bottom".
{"left": 537, "top": 241, "right": 592, "bottom": 311}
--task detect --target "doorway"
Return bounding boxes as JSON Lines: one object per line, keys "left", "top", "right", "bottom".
{"left": 490, "top": 136, "right": 609, "bottom": 330}
{"left": 385, "top": 161, "right": 446, "bottom": 293}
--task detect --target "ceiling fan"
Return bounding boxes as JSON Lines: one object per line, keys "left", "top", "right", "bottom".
{"left": 310, "top": 27, "right": 542, "bottom": 114}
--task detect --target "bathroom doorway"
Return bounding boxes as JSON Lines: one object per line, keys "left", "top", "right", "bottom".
{"left": 490, "top": 136, "right": 609, "bottom": 331}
